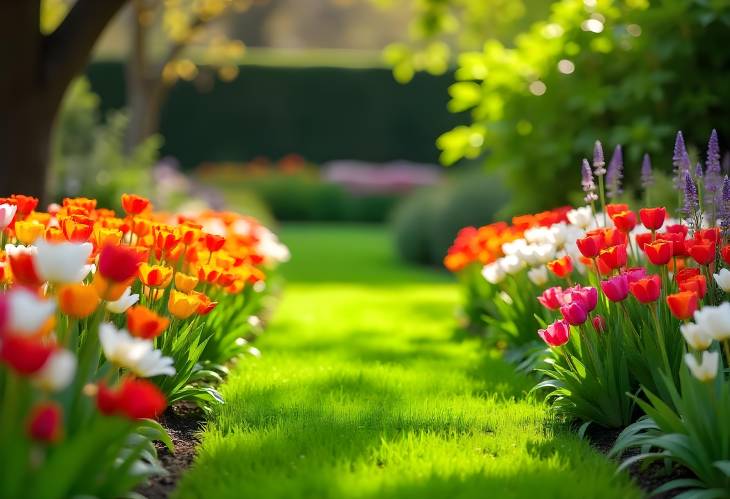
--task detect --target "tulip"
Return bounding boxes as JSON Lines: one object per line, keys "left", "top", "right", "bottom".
{"left": 689, "top": 240, "right": 716, "bottom": 266}
{"left": 126, "top": 306, "right": 169, "bottom": 339}
{"left": 679, "top": 275, "right": 707, "bottom": 299}
{"left": 601, "top": 274, "right": 629, "bottom": 302}
{"left": 192, "top": 291, "right": 217, "bottom": 315}
{"left": 547, "top": 256, "right": 573, "bottom": 278}
{"left": 99, "top": 322, "right": 175, "bottom": 377}
{"left": 34, "top": 239, "right": 93, "bottom": 284}
{"left": 537, "top": 286, "right": 564, "bottom": 310}
{"left": 606, "top": 203, "right": 629, "bottom": 218}
{"left": 14, "top": 220, "right": 45, "bottom": 245}
{"left": 7, "top": 288, "right": 56, "bottom": 336}
{"left": 138, "top": 263, "right": 173, "bottom": 288}
{"left": 58, "top": 284, "right": 100, "bottom": 319}
{"left": 11, "top": 194, "right": 39, "bottom": 216}
{"left": 93, "top": 273, "right": 132, "bottom": 302}
{"left": 0, "top": 336, "right": 55, "bottom": 375}
{"left": 106, "top": 287, "right": 140, "bottom": 314}
{"left": 657, "top": 232, "right": 687, "bottom": 257}
{"left": 611, "top": 210, "right": 637, "bottom": 233}
{"left": 666, "top": 291, "right": 698, "bottom": 320}
{"left": 537, "top": 319, "right": 571, "bottom": 347}
{"left": 563, "top": 285, "right": 597, "bottom": 312}
{"left": 685, "top": 351, "right": 719, "bottom": 382}
{"left": 576, "top": 234, "right": 603, "bottom": 258}
{"left": 598, "top": 244, "right": 627, "bottom": 271}
{"left": 98, "top": 244, "right": 142, "bottom": 282}
{"left": 97, "top": 377, "right": 167, "bottom": 420}
{"left": 168, "top": 290, "right": 200, "bottom": 320}
{"left": 560, "top": 302, "right": 588, "bottom": 325}
{"left": 676, "top": 267, "right": 701, "bottom": 283}
{"left": 722, "top": 245, "right": 730, "bottom": 266}
{"left": 629, "top": 274, "right": 661, "bottom": 303}
{"left": 527, "top": 266, "right": 549, "bottom": 286}
{"left": 714, "top": 269, "right": 730, "bottom": 293}
{"left": 60, "top": 215, "right": 94, "bottom": 242}
{"left": 205, "top": 233, "right": 226, "bottom": 252}
{"left": 680, "top": 322, "right": 713, "bottom": 351}
{"left": 26, "top": 402, "right": 63, "bottom": 443}
{"left": 635, "top": 232, "right": 653, "bottom": 251}
{"left": 699, "top": 228, "right": 721, "bottom": 244}
{"left": 639, "top": 207, "right": 666, "bottom": 231}
{"left": 693, "top": 303, "right": 730, "bottom": 341}
{"left": 624, "top": 267, "right": 648, "bottom": 283}
{"left": 592, "top": 314, "right": 606, "bottom": 333}
{"left": 121, "top": 194, "right": 151, "bottom": 216}
{"left": 31, "top": 348, "right": 76, "bottom": 392}
{"left": 5, "top": 244, "right": 42, "bottom": 287}
{"left": 0, "top": 203, "right": 17, "bottom": 230}
{"left": 666, "top": 224, "right": 689, "bottom": 237}
{"left": 566, "top": 206, "right": 593, "bottom": 228}
{"left": 482, "top": 262, "right": 506, "bottom": 284}
{"left": 499, "top": 255, "right": 526, "bottom": 275}
{"left": 643, "top": 240, "right": 672, "bottom": 266}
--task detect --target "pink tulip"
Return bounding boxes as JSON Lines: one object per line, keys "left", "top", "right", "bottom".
{"left": 624, "top": 267, "right": 648, "bottom": 283}
{"left": 537, "top": 286, "right": 564, "bottom": 310}
{"left": 538, "top": 319, "right": 571, "bottom": 347}
{"left": 563, "top": 285, "right": 597, "bottom": 312}
{"left": 560, "top": 302, "right": 589, "bottom": 325}
{"left": 592, "top": 314, "right": 606, "bottom": 333}
{"left": 601, "top": 274, "right": 629, "bottom": 302}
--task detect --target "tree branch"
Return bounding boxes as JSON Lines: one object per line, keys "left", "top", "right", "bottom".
{"left": 42, "top": 0, "right": 128, "bottom": 102}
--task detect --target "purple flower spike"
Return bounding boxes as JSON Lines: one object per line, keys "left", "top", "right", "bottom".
{"left": 721, "top": 176, "right": 730, "bottom": 233}
{"left": 705, "top": 129, "right": 722, "bottom": 206}
{"left": 673, "top": 131, "right": 691, "bottom": 190}
{"left": 695, "top": 161, "right": 704, "bottom": 178}
{"left": 641, "top": 153, "right": 653, "bottom": 188}
{"left": 606, "top": 145, "right": 623, "bottom": 199}
{"left": 593, "top": 140, "right": 606, "bottom": 176}
{"left": 581, "top": 158, "right": 598, "bottom": 203}
{"left": 681, "top": 172, "right": 699, "bottom": 226}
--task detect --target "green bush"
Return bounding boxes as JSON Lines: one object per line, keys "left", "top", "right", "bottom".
{"left": 391, "top": 171, "right": 510, "bottom": 266}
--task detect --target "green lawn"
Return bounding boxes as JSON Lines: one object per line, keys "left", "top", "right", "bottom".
{"left": 174, "top": 224, "right": 641, "bottom": 499}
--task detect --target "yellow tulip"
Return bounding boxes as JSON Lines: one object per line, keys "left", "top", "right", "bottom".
{"left": 168, "top": 290, "right": 200, "bottom": 320}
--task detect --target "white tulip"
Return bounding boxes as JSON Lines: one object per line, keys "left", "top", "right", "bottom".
{"left": 106, "top": 287, "right": 140, "bottom": 313}
{"left": 502, "top": 239, "right": 527, "bottom": 256}
{"left": 534, "top": 243, "right": 556, "bottom": 264}
{"left": 7, "top": 287, "right": 56, "bottom": 336}
{"left": 34, "top": 238, "right": 93, "bottom": 284}
{"left": 685, "top": 351, "right": 719, "bottom": 382}
{"left": 527, "top": 266, "right": 549, "bottom": 286}
{"left": 693, "top": 303, "right": 730, "bottom": 341}
{"left": 256, "top": 229, "right": 291, "bottom": 264}
{"left": 500, "top": 255, "right": 526, "bottom": 275}
{"left": 482, "top": 262, "right": 506, "bottom": 284}
{"left": 680, "top": 322, "right": 713, "bottom": 351}
{"left": 714, "top": 269, "right": 730, "bottom": 293}
{"left": 567, "top": 206, "right": 593, "bottom": 228}
{"left": 524, "top": 227, "right": 551, "bottom": 244}
{"left": 33, "top": 349, "right": 76, "bottom": 392}
{"left": 0, "top": 204, "right": 17, "bottom": 230}
{"left": 99, "top": 323, "right": 175, "bottom": 378}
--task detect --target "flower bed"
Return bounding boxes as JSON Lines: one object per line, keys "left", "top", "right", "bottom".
{"left": 446, "top": 131, "right": 730, "bottom": 496}
{"left": 0, "top": 193, "right": 288, "bottom": 498}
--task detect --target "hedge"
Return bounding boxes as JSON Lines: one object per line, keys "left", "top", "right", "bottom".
{"left": 86, "top": 61, "right": 464, "bottom": 170}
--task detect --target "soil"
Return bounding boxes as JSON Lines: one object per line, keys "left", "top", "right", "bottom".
{"left": 585, "top": 425, "right": 693, "bottom": 498}
{"left": 136, "top": 403, "right": 206, "bottom": 499}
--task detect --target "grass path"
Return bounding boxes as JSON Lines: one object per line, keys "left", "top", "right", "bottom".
{"left": 174, "top": 225, "right": 640, "bottom": 499}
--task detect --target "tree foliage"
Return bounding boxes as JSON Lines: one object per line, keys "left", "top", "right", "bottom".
{"left": 388, "top": 0, "right": 730, "bottom": 212}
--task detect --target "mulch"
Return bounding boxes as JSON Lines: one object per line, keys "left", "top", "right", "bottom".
{"left": 135, "top": 403, "right": 206, "bottom": 499}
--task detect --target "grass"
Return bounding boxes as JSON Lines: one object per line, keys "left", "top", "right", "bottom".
{"left": 173, "top": 224, "right": 641, "bottom": 499}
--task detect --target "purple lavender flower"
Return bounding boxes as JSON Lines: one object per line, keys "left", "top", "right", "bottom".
{"left": 606, "top": 145, "right": 623, "bottom": 199}
{"left": 721, "top": 175, "right": 730, "bottom": 233}
{"left": 681, "top": 172, "right": 699, "bottom": 226}
{"left": 705, "top": 129, "right": 722, "bottom": 206}
{"left": 640, "top": 153, "right": 653, "bottom": 188}
{"left": 581, "top": 158, "right": 598, "bottom": 203}
{"left": 695, "top": 161, "right": 704, "bottom": 179}
{"left": 593, "top": 140, "right": 606, "bottom": 176}
{"left": 673, "top": 131, "right": 691, "bottom": 190}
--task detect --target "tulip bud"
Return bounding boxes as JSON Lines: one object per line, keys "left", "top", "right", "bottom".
{"left": 27, "top": 402, "right": 63, "bottom": 443}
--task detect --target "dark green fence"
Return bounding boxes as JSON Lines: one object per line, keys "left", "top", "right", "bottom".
{"left": 86, "top": 61, "right": 464, "bottom": 169}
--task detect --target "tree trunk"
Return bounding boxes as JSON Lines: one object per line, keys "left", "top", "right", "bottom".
{"left": 0, "top": 0, "right": 128, "bottom": 203}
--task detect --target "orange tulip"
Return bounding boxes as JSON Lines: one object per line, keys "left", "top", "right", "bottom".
{"left": 666, "top": 291, "right": 698, "bottom": 320}
{"left": 138, "top": 263, "right": 173, "bottom": 288}
{"left": 93, "top": 273, "right": 133, "bottom": 301}
{"left": 547, "top": 256, "right": 573, "bottom": 278}
{"left": 60, "top": 215, "right": 94, "bottom": 242}
{"left": 121, "top": 194, "right": 151, "bottom": 216}
{"left": 196, "top": 264, "right": 220, "bottom": 284}
{"left": 168, "top": 290, "right": 200, "bottom": 320}
{"left": 192, "top": 291, "right": 218, "bottom": 315}
{"left": 127, "top": 306, "right": 169, "bottom": 339}
{"left": 58, "top": 283, "right": 100, "bottom": 319}
{"left": 174, "top": 272, "right": 198, "bottom": 293}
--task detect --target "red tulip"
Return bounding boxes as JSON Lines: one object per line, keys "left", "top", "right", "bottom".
{"left": 537, "top": 286, "right": 564, "bottom": 310}
{"left": 592, "top": 314, "right": 606, "bottom": 333}
{"left": 98, "top": 244, "right": 142, "bottom": 282}
{"left": 97, "top": 378, "right": 167, "bottom": 420}
{"left": 560, "top": 302, "right": 589, "bottom": 325}
{"left": 11, "top": 194, "right": 39, "bottom": 216}
{"left": 0, "top": 336, "right": 54, "bottom": 375}
{"left": 537, "top": 319, "right": 570, "bottom": 347}
{"left": 679, "top": 275, "right": 707, "bottom": 299}
{"left": 635, "top": 232, "right": 653, "bottom": 251}
{"left": 612, "top": 210, "right": 637, "bottom": 233}
{"left": 121, "top": 194, "right": 151, "bottom": 216}
{"left": 688, "top": 240, "right": 716, "bottom": 266}
{"left": 205, "top": 234, "right": 226, "bottom": 252}
{"left": 629, "top": 274, "right": 661, "bottom": 303}
{"left": 722, "top": 245, "right": 730, "bottom": 266}
{"left": 676, "top": 267, "right": 701, "bottom": 283}
{"left": 657, "top": 232, "right": 687, "bottom": 257}
{"left": 598, "top": 244, "right": 627, "bottom": 271}
{"left": 639, "top": 207, "right": 666, "bottom": 230}
{"left": 699, "top": 228, "right": 721, "bottom": 244}
{"left": 666, "top": 224, "right": 689, "bottom": 237}
{"left": 6, "top": 246, "right": 42, "bottom": 287}
{"left": 547, "top": 256, "right": 573, "bottom": 278}
{"left": 576, "top": 235, "right": 603, "bottom": 258}
{"left": 606, "top": 203, "right": 629, "bottom": 218}
{"left": 666, "top": 291, "right": 698, "bottom": 320}
{"left": 601, "top": 274, "right": 629, "bottom": 302}
{"left": 27, "top": 402, "right": 63, "bottom": 443}
{"left": 643, "top": 240, "right": 672, "bottom": 265}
